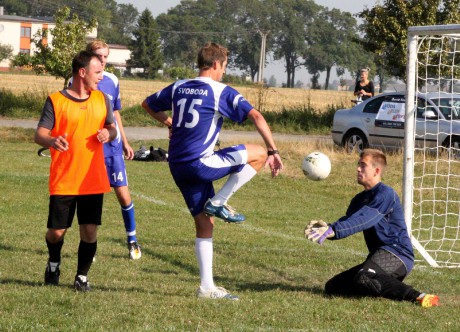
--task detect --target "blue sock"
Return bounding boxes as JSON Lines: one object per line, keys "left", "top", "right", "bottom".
{"left": 121, "top": 202, "right": 137, "bottom": 243}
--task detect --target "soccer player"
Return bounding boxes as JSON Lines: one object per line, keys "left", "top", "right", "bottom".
{"left": 304, "top": 149, "right": 439, "bottom": 308}
{"left": 141, "top": 42, "right": 283, "bottom": 300}
{"left": 35, "top": 51, "right": 117, "bottom": 291}
{"left": 85, "top": 40, "right": 141, "bottom": 260}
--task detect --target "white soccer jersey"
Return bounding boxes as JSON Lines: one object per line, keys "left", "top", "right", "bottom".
{"left": 145, "top": 77, "right": 254, "bottom": 163}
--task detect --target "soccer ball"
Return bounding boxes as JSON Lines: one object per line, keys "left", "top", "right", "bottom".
{"left": 302, "top": 152, "right": 331, "bottom": 181}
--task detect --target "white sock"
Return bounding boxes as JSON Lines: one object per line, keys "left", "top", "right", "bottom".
{"left": 49, "top": 262, "right": 59, "bottom": 272}
{"left": 211, "top": 164, "right": 257, "bottom": 205}
{"left": 195, "top": 238, "right": 215, "bottom": 290}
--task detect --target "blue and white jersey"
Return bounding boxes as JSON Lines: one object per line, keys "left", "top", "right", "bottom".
{"left": 98, "top": 72, "right": 122, "bottom": 157}
{"left": 145, "top": 77, "right": 254, "bottom": 163}
{"left": 330, "top": 182, "right": 415, "bottom": 271}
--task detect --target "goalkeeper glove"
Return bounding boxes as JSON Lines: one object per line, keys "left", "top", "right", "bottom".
{"left": 304, "top": 220, "right": 334, "bottom": 244}
{"left": 305, "top": 220, "right": 327, "bottom": 233}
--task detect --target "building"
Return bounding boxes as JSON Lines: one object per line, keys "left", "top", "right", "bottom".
{"left": 0, "top": 7, "right": 129, "bottom": 72}
{"left": 0, "top": 9, "right": 57, "bottom": 69}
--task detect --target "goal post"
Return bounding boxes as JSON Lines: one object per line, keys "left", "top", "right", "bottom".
{"left": 403, "top": 24, "right": 460, "bottom": 268}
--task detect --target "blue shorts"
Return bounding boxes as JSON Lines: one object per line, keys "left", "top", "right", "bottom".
{"left": 169, "top": 145, "right": 247, "bottom": 216}
{"left": 105, "top": 155, "right": 128, "bottom": 187}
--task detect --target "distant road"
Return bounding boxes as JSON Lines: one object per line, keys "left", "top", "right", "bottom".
{"left": 0, "top": 118, "right": 332, "bottom": 144}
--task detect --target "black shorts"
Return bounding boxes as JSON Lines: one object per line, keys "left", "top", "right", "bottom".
{"left": 47, "top": 194, "right": 104, "bottom": 229}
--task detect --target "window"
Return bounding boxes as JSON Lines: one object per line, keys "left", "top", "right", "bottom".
{"left": 363, "top": 97, "right": 383, "bottom": 114}
{"left": 20, "top": 27, "right": 31, "bottom": 38}
{"left": 19, "top": 49, "right": 30, "bottom": 54}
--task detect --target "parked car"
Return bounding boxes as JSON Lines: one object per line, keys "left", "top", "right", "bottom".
{"left": 332, "top": 92, "right": 460, "bottom": 153}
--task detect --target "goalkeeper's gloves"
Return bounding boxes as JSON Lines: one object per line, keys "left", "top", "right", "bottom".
{"left": 304, "top": 220, "right": 335, "bottom": 244}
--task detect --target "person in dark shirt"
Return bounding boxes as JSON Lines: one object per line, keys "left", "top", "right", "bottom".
{"left": 354, "top": 68, "right": 374, "bottom": 101}
{"left": 304, "top": 149, "right": 439, "bottom": 308}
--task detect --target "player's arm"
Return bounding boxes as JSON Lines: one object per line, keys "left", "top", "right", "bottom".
{"left": 247, "top": 109, "right": 283, "bottom": 176}
{"left": 114, "top": 110, "right": 134, "bottom": 160}
{"left": 35, "top": 126, "right": 69, "bottom": 152}
{"left": 34, "top": 97, "right": 69, "bottom": 152}
{"left": 331, "top": 200, "right": 388, "bottom": 239}
{"left": 141, "top": 100, "right": 173, "bottom": 128}
{"left": 97, "top": 101, "right": 117, "bottom": 143}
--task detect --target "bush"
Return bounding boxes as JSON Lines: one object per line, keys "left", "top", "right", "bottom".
{"left": 164, "top": 67, "right": 196, "bottom": 80}
{"left": 0, "top": 88, "right": 45, "bottom": 118}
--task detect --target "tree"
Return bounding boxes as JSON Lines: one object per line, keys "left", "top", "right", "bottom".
{"left": 271, "top": 0, "right": 320, "bottom": 88}
{"left": 226, "top": 0, "right": 275, "bottom": 82}
{"left": 97, "top": 2, "right": 139, "bottom": 44}
{"left": 0, "top": 43, "right": 14, "bottom": 63}
{"left": 31, "top": 6, "right": 96, "bottom": 88}
{"left": 304, "top": 8, "right": 364, "bottom": 90}
{"left": 1, "top": 0, "right": 28, "bottom": 15}
{"left": 128, "top": 9, "right": 163, "bottom": 78}
{"left": 156, "top": 0, "right": 230, "bottom": 69}
{"left": 359, "top": 0, "right": 460, "bottom": 81}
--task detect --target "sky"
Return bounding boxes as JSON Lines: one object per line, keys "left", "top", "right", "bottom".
{"left": 118, "top": 0, "right": 379, "bottom": 85}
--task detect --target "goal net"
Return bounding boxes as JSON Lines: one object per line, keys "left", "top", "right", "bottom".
{"left": 404, "top": 24, "right": 460, "bottom": 267}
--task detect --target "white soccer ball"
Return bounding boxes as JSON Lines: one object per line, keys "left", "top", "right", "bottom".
{"left": 302, "top": 152, "right": 331, "bottom": 181}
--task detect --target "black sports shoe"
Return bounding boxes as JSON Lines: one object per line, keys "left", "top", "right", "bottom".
{"left": 44, "top": 261, "right": 60, "bottom": 286}
{"left": 74, "top": 275, "right": 91, "bottom": 292}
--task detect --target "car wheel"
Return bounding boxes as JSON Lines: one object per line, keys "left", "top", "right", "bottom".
{"left": 343, "top": 130, "right": 368, "bottom": 154}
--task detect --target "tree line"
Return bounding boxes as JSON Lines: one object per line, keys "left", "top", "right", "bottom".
{"left": 1, "top": 0, "right": 459, "bottom": 89}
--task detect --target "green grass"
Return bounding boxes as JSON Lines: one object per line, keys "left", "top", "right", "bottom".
{"left": 1, "top": 128, "right": 459, "bottom": 331}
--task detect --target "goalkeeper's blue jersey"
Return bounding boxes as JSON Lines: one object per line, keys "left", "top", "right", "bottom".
{"left": 145, "top": 77, "right": 253, "bottom": 163}
{"left": 331, "top": 182, "right": 415, "bottom": 271}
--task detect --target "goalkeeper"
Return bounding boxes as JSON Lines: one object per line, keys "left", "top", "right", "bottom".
{"left": 305, "top": 149, "right": 439, "bottom": 308}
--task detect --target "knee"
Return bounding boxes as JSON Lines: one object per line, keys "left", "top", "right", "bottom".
{"left": 46, "top": 229, "right": 66, "bottom": 243}
{"left": 247, "top": 145, "right": 266, "bottom": 170}
{"left": 354, "top": 269, "right": 382, "bottom": 296}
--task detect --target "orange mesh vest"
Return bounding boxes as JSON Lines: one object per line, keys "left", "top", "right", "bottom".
{"left": 48, "top": 90, "right": 110, "bottom": 195}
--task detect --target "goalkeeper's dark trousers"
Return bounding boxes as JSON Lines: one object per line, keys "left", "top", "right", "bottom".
{"left": 324, "top": 249, "right": 421, "bottom": 302}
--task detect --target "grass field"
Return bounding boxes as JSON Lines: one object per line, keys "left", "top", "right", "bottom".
{"left": 1, "top": 127, "right": 459, "bottom": 331}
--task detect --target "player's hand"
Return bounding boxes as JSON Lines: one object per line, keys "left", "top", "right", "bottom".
{"left": 304, "top": 220, "right": 334, "bottom": 244}
{"left": 304, "top": 220, "right": 326, "bottom": 233}
{"left": 124, "top": 143, "right": 134, "bottom": 160}
{"left": 52, "top": 133, "right": 69, "bottom": 152}
{"left": 265, "top": 154, "right": 283, "bottom": 177}
{"left": 97, "top": 129, "right": 109, "bottom": 143}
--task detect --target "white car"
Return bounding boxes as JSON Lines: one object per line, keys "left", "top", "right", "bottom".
{"left": 331, "top": 92, "right": 460, "bottom": 153}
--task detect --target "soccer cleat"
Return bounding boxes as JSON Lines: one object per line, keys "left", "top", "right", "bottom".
{"left": 196, "top": 286, "right": 239, "bottom": 300}
{"left": 74, "top": 275, "right": 91, "bottom": 292}
{"left": 44, "top": 261, "right": 60, "bottom": 286}
{"left": 203, "top": 200, "right": 245, "bottom": 223}
{"left": 128, "top": 241, "right": 142, "bottom": 260}
{"left": 417, "top": 293, "right": 439, "bottom": 308}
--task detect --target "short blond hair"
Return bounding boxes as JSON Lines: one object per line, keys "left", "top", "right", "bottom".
{"left": 86, "top": 40, "right": 109, "bottom": 53}
{"left": 360, "top": 149, "right": 387, "bottom": 170}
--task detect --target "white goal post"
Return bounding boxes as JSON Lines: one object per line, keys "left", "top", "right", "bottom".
{"left": 404, "top": 24, "right": 460, "bottom": 267}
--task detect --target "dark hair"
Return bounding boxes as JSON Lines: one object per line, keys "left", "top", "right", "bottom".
{"left": 72, "top": 50, "right": 98, "bottom": 74}
{"left": 197, "top": 42, "right": 228, "bottom": 70}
